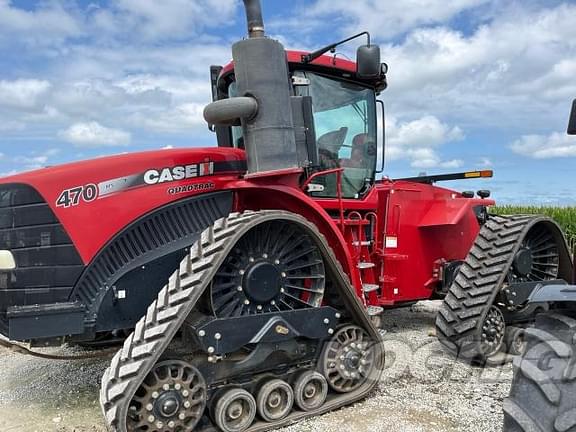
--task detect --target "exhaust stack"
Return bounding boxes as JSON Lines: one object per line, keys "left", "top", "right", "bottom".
{"left": 205, "top": 0, "right": 299, "bottom": 175}
{"left": 243, "top": 0, "right": 265, "bottom": 38}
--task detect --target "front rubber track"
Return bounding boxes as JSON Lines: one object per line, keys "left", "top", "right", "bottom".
{"left": 435, "top": 215, "right": 561, "bottom": 365}
{"left": 503, "top": 312, "right": 576, "bottom": 431}
{"left": 100, "top": 210, "right": 383, "bottom": 432}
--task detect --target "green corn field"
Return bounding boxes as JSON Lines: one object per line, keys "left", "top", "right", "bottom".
{"left": 491, "top": 206, "right": 576, "bottom": 252}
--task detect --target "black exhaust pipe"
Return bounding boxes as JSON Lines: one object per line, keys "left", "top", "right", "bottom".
{"left": 243, "top": 0, "right": 265, "bottom": 38}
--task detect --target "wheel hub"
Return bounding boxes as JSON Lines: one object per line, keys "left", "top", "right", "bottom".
{"left": 227, "top": 401, "right": 244, "bottom": 420}
{"left": 156, "top": 392, "right": 181, "bottom": 418}
{"left": 211, "top": 221, "right": 326, "bottom": 317}
{"left": 513, "top": 248, "right": 533, "bottom": 277}
{"left": 243, "top": 261, "right": 282, "bottom": 303}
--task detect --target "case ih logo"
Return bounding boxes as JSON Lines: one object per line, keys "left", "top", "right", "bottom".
{"left": 143, "top": 162, "right": 214, "bottom": 185}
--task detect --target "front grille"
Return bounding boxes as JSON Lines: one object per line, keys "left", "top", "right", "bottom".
{"left": 0, "top": 184, "right": 84, "bottom": 322}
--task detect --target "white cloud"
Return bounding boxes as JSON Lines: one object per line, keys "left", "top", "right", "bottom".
{"left": 93, "top": 0, "right": 238, "bottom": 41}
{"left": 0, "top": 79, "right": 51, "bottom": 110}
{"left": 510, "top": 132, "right": 576, "bottom": 159}
{"left": 377, "top": 3, "right": 576, "bottom": 131}
{"left": 317, "top": 0, "right": 487, "bottom": 36}
{"left": 59, "top": 121, "right": 131, "bottom": 147}
{"left": 477, "top": 157, "right": 493, "bottom": 167}
{"left": 386, "top": 115, "right": 464, "bottom": 168}
{"left": 0, "top": 0, "right": 80, "bottom": 46}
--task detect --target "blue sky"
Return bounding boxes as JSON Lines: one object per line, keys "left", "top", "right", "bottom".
{"left": 0, "top": 0, "right": 575, "bottom": 205}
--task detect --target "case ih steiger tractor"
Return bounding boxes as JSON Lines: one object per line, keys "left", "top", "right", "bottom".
{"left": 0, "top": 1, "right": 573, "bottom": 431}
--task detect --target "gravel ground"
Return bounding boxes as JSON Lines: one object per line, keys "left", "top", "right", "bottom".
{"left": 0, "top": 302, "right": 512, "bottom": 432}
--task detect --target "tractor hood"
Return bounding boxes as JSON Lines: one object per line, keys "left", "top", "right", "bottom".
{"left": 0, "top": 147, "right": 246, "bottom": 262}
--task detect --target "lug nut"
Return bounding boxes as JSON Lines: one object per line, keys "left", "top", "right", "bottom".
{"left": 257, "top": 305, "right": 263, "bottom": 310}
{"left": 168, "top": 421, "right": 175, "bottom": 428}
{"left": 208, "top": 346, "right": 215, "bottom": 354}
{"left": 328, "top": 328, "right": 334, "bottom": 335}
{"left": 244, "top": 299, "right": 250, "bottom": 305}
{"left": 281, "top": 272, "right": 287, "bottom": 278}
{"left": 182, "top": 390, "right": 190, "bottom": 397}
{"left": 274, "top": 259, "right": 280, "bottom": 265}
{"left": 175, "top": 383, "right": 182, "bottom": 390}
{"left": 249, "top": 257, "right": 255, "bottom": 262}
{"left": 237, "top": 286, "right": 243, "bottom": 292}
{"left": 148, "top": 415, "right": 155, "bottom": 423}
{"left": 280, "top": 288, "right": 285, "bottom": 293}
{"left": 146, "top": 403, "right": 154, "bottom": 411}
{"left": 179, "top": 413, "right": 186, "bottom": 420}
{"left": 271, "top": 300, "right": 276, "bottom": 305}
{"left": 335, "top": 313, "right": 341, "bottom": 319}
{"left": 156, "top": 422, "right": 164, "bottom": 429}
{"left": 215, "top": 333, "right": 222, "bottom": 340}
{"left": 152, "top": 391, "right": 159, "bottom": 399}
{"left": 163, "top": 384, "right": 170, "bottom": 391}
{"left": 198, "top": 330, "right": 206, "bottom": 337}
{"left": 324, "top": 318, "right": 330, "bottom": 324}
{"left": 239, "top": 269, "right": 245, "bottom": 275}
{"left": 184, "top": 401, "right": 192, "bottom": 409}
{"left": 262, "top": 253, "right": 268, "bottom": 259}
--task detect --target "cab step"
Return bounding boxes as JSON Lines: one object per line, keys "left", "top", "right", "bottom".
{"left": 363, "top": 283, "right": 379, "bottom": 293}
{"left": 357, "top": 262, "right": 375, "bottom": 269}
{"left": 352, "top": 241, "right": 372, "bottom": 247}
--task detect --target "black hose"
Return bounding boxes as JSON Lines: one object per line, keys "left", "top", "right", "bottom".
{"left": 243, "top": 0, "right": 265, "bottom": 37}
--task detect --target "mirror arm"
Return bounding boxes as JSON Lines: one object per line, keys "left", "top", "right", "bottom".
{"left": 376, "top": 99, "right": 385, "bottom": 173}
{"left": 302, "top": 31, "right": 371, "bottom": 64}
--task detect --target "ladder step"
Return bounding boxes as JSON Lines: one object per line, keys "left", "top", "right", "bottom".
{"left": 362, "top": 283, "right": 379, "bottom": 293}
{"left": 352, "top": 241, "right": 372, "bottom": 246}
{"left": 357, "top": 262, "right": 375, "bottom": 269}
{"left": 367, "top": 305, "right": 384, "bottom": 316}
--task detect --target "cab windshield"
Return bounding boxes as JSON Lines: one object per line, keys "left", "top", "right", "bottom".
{"left": 296, "top": 71, "right": 377, "bottom": 198}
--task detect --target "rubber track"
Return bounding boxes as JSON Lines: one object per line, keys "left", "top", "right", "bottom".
{"left": 100, "top": 210, "right": 383, "bottom": 432}
{"left": 503, "top": 312, "right": 576, "bottom": 431}
{"left": 435, "top": 215, "right": 546, "bottom": 363}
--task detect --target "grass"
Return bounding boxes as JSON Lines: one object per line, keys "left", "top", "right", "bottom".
{"left": 491, "top": 206, "right": 576, "bottom": 252}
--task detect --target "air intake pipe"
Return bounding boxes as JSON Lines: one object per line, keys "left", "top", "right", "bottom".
{"left": 203, "top": 0, "right": 298, "bottom": 175}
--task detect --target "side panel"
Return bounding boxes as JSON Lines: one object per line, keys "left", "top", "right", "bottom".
{"left": 382, "top": 185, "right": 485, "bottom": 302}
{"left": 72, "top": 191, "right": 234, "bottom": 337}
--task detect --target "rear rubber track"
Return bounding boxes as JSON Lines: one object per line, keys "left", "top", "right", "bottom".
{"left": 100, "top": 210, "right": 383, "bottom": 432}
{"left": 503, "top": 312, "right": 576, "bottom": 431}
{"left": 436, "top": 215, "right": 547, "bottom": 364}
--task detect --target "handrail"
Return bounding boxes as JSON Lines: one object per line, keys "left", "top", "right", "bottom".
{"left": 302, "top": 168, "right": 346, "bottom": 229}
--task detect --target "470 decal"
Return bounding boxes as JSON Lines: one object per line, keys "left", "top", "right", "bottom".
{"left": 56, "top": 184, "right": 98, "bottom": 208}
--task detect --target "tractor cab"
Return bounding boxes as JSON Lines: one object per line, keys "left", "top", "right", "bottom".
{"left": 211, "top": 44, "right": 387, "bottom": 200}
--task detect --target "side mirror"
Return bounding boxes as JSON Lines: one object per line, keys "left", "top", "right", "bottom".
{"left": 569, "top": 99, "right": 576, "bottom": 135}
{"left": 356, "top": 44, "right": 381, "bottom": 79}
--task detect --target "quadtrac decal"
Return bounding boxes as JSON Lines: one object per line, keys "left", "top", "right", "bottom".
{"left": 55, "top": 161, "right": 218, "bottom": 208}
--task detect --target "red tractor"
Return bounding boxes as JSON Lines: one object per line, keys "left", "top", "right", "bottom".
{"left": 0, "top": 1, "right": 573, "bottom": 431}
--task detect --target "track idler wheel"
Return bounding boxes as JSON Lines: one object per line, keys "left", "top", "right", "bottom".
{"left": 479, "top": 306, "right": 506, "bottom": 357}
{"left": 321, "top": 325, "right": 377, "bottom": 393}
{"left": 213, "top": 388, "right": 257, "bottom": 432}
{"left": 127, "top": 360, "right": 206, "bottom": 432}
{"left": 293, "top": 371, "right": 328, "bottom": 412}
{"left": 256, "top": 379, "right": 294, "bottom": 422}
